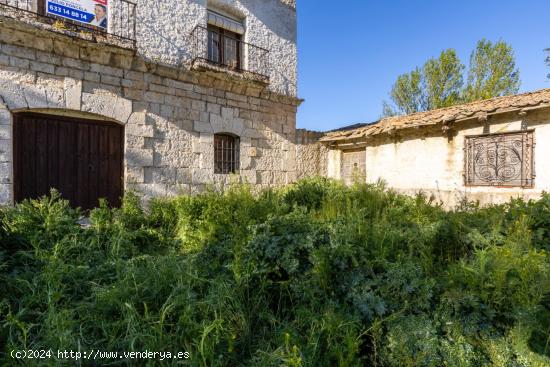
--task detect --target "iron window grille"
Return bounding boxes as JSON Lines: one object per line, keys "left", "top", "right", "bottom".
{"left": 214, "top": 133, "right": 240, "bottom": 174}
{"left": 464, "top": 130, "right": 535, "bottom": 188}
{"left": 0, "top": 0, "right": 137, "bottom": 45}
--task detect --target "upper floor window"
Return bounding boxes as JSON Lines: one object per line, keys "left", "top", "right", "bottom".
{"left": 206, "top": 10, "right": 244, "bottom": 70}
{"left": 190, "top": 10, "right": 269, "bottom": 80}
{"left": 464, "top": 131, "right": 535, "bottom": 188}
{"left": 214, "top": 133, "right": 240, "bottom": 174}
{"left": 207, "top": 25, "right": 242, "bottom": 70}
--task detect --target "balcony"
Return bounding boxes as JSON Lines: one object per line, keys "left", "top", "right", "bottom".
{"left": 0, "top": 0, "right": 137, "bottom": 48}
{"left": 190, "top": 25, "right": 270, "bottom": 84}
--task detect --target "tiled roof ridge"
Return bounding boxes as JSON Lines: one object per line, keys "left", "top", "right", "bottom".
{"left": 321, "top": 88, "right": 550, "bottom": 142}
{"left": 383, "top": 88, "right": 550, "bottom": 123}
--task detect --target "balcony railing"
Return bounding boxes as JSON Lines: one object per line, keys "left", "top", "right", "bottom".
{"left": 0, "top": 0, "right": 136, "bottom": 46}
{"left": 190, "top": 25, "right": 269, "bottom": 82}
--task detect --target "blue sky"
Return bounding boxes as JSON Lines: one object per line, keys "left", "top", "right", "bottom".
{"left": 296, "top": 0, "right": 550, "bottom": 131}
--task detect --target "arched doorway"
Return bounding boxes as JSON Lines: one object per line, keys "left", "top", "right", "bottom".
{"left": 13, "top": 112, "right": 124, "bottom": 210}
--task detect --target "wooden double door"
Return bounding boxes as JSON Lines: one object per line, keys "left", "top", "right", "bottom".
{"left": 13, "top": 113, "right": 124, "bottom": 210}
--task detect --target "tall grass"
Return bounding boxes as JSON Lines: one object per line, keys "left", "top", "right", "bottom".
{"left": 1, "top": 179, "right": 549, "bottom": 366}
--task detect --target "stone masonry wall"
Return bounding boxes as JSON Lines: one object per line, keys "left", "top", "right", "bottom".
{"left": 295, "top": 129, "right": 327, "bottom": 180}
{"left": 0, "top": 19, "right": 300, "bottom": 205}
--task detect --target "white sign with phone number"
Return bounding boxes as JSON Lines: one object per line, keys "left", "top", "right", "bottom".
{"left": 47, "top": 0, "right": 108, "bottom": 29}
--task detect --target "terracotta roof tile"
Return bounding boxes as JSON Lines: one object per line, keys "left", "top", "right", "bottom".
{"left": 320, "top": 89, "right": 550, "bottom": 143}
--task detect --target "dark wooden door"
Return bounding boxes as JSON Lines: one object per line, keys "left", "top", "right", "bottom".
{"left": 13, "top": 113, "right": 124, "bottom": 210}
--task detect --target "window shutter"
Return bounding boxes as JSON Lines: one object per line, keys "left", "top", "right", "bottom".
{"left": 207, "top": 10, "right": 245, "bottom": 35}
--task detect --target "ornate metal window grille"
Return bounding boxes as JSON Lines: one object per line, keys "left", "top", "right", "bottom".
{"left": 214, "top": 134, "right": 240, "bottom": 174}
{"left": 465, "top": 131, "right": 535, "bottom": 187}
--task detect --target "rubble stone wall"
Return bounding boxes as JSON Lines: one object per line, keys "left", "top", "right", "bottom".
{"left": 295, "top": 129, "right": 327, "bottom": 180}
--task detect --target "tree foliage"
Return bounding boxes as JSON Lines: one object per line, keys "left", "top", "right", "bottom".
{"left": 464, "top": 39, "right": 520, "bottom": 101}
{"left": 384, "top": 40, "right": 520, "bottom": 116}
{"left": 385, "top": 67, "right": 424, "bottom": 115}
{"left": 385, "top": 50, "right": 464, "bottom": 116}
{"left": 423, "top": 49, "right": 464, "bottom": 110}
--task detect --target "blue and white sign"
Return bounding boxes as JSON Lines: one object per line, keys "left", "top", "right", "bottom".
{"left": 47, "top": 0, "right": 108, "bottom": 29}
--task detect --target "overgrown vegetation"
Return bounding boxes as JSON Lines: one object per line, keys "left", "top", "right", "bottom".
{"left": 1, "top": 179, "right": 549, "bottom": 366}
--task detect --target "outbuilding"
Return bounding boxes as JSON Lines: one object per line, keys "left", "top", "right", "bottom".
{"left": 321, "top": 89, "right": 550, "bottom": 207}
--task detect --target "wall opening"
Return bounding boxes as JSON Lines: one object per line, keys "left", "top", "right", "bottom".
{"left": 13, "top": 112, "right": 124, "bottom": 210}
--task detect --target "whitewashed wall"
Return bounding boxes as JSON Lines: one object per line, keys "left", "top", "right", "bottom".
{"left": 360, "top": 108, "right": 550, "bottom": 207}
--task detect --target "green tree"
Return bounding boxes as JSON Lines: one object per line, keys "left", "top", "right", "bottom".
{"left": 384, "top": 67, "right": 425, "bottom": 116}
{"left": 423, "top": 49, "right": 464, "bottom": 109}
{"left": 383, "top": 40, "right": 520, "bottom": 116}
{"left": 384, "top": 49, "right": 464, "bottom": 116}
{"left": 464, "top": 39, "right": 520, "bottom": 101}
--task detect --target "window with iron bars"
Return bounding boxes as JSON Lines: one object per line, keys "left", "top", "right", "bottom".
{"left": 214, "top": 133, "right": 240, "bottom": 174}
{"left": 464, "top": 130, "right": 535, "bottom": 188}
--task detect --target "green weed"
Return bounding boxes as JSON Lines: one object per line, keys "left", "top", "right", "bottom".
{"left": 1, "top": 178, "right": 549, "bottom": 366}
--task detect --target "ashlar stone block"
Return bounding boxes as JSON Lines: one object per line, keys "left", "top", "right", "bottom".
{"left": 126, "top": 124, "right": 155, "bottom": 138}
{"left": 0, "top": 162, "right": 12, "bottom": 183}
{"left": 0, "top": 184, "right": 12, "bottom": 205}
{"left": 126, "top": 166, "right": 145, "bottom": 183}
{"left": 126, "top": 149, "right": 154, "bottom": 167}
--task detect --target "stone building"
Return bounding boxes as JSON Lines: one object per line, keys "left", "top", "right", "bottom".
{"left": 4, "top": 1, "right": 545, "bottom": 211}
{"left": 321, "top": 89, "right": 550, "bottom": 207}
{"left": 0, "top": 0, "right": 304, "bottom": 209}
